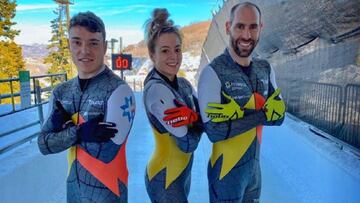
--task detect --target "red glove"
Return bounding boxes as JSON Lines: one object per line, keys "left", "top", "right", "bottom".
{"left": 163, "top": 99, "right": 198, "bottom": 127}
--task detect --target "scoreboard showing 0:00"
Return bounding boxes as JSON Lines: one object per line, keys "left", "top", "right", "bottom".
{"left": 111, "top": 54, "right": 132, "bottom": 70}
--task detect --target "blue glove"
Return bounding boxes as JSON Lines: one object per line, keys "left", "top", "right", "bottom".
{"left": 50, "top": 100, "right": 73, "bottom": 132}
{"left": 77, "top": 114, "right": 118, "bottom": 143}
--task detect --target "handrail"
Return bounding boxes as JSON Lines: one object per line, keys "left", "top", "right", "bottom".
{"left": 0, "top": 73, "right": 66, "bottom": 115}
{"left": 0, "top": 101, "right": 49, "bottom": 117}
{"left": 0, "top": 72, "right": 67, "bottom": 154}
{"left": 0, "top": 73, "right": 66, "bottom": 83}
{"left": 0, "top": 121, "right": 40, "bottom": 138}
{"left": 0, "top": 132, "right": 40, "bottom": 154}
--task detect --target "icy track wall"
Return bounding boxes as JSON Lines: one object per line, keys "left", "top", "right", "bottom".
{"left": 198, "top": 0, "right": 360, "bottom": 149}
{"left": 0, "top": 147, "right": 67, "bottom": 203}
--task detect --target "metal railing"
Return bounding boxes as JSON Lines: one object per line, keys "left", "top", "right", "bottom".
{"left": 278, "top": 79, "right": 360, "bottom": 149}
{"left": 125, "top": 78, "right": 144, "bottom": 92}
{"left": 0, "top": 73, "right": 142, "bottom": 154}
{"left": 341, "top": 84, "right": 360, "bottom": 148}
{"left": 299, "top": 82, "right": 343, "bottom": 136}
{"left": 0, "top": 73, "right": 67, "bottom": 116}
{"left": 0, "top": 73, "right": 67, "bottom": 154}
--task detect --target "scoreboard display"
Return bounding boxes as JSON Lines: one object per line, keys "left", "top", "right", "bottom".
{"left": 111, "top": 54, "right": 132, "bottom": 70}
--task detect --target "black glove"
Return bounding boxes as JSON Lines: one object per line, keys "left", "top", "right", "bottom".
{"left": 77, "top": 114, "right": 118, "bottom": 143}
{"left": 50, "top": 100, "right": 73, "bottom": 132}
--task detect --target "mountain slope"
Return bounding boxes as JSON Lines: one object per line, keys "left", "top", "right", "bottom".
{"left": 123, "top": 21, "right": 210, "bottom": 57}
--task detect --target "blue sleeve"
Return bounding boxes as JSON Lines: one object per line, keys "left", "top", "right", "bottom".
{"left": 38, "top": 89, "right": 78, "bottom": 155}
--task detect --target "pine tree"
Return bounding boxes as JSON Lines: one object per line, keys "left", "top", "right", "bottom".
{"left": 44, "top": 5, "right": 73, "bottom": 80}
{"left": 0, "top": 0, "right": 24, "bottom": 77}
{"left": 0, "top": 0, "right": 24, "bottom": 104}
{"left": 0, "top": 0, "right": 20, "bottom": 40}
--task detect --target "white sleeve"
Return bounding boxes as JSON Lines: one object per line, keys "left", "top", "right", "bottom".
{"left": 198, "top": 65, "right": 222, "bottom": 123}
{"left": 269, "top": 65, "right": 278, "bottom": 89}
{"left": 145, "top": 83, "right": 188, "bottom": 137}
{"left": 269, "top": 65, "right": 282, "bottom": 99}
{"left": 106, "top": 84, "right": 136, "bottom": 145}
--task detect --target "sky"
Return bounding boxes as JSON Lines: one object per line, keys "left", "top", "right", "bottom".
{"left": 13, "top": 0, "right": 222, "bottom": 46}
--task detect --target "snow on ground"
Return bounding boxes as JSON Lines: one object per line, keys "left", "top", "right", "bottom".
{"left": 0, "top": 93, "right": 359, "bottom": 203}
{"left": 261, "top": 115, "right": 360, "bottom": 203}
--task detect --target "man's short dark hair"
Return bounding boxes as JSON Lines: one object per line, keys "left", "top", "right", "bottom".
{"left": 229, "top": 2, "right": 262, "bottom": 23}
{"left": 69, "top": 11, "right": 106, "bottom": 41}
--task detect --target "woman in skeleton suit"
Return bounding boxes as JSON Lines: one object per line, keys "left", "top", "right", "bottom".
{"left": 142, "top": 8, "right": 203, "bottom": 203}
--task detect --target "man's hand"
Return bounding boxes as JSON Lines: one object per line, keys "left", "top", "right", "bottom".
{"left": 77, "top": 114, "right": 118, "bottom": 143}
{"left": 263, "top": 88, "right": 286, "bottom": 121}
{"left": 163, "top": 99, "right": 198, "bottom": 127}
{"left": 50, "top": 100, "right": 73, "bottom": 131}
{"left": 205, "top": 91, "right": 244, "bottom": 122}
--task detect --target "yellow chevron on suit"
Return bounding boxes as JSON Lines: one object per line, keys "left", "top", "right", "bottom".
{"left": 67, "top": 113, "right": 81, "bottom": 175}
{"left": 147, "top": 127, "right": 191, "bottom": 189}
{"left": 210, "top": 94, "right": 257, "bottom": 179}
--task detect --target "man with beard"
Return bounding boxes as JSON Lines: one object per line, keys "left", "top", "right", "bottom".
{"left": 198, "top": 2, "right": 285, "bottom": 202}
